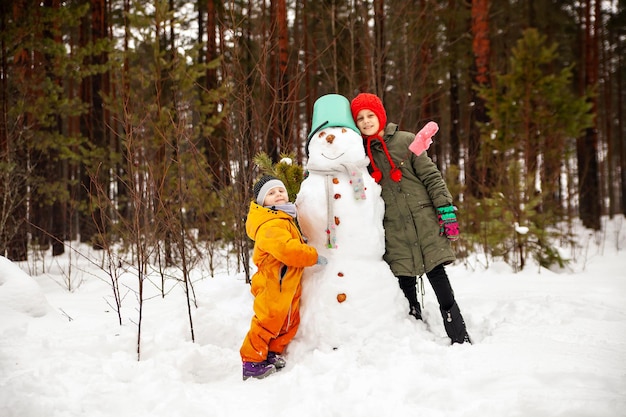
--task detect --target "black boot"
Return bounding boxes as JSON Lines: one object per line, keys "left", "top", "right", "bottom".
{"left": 398, "top": 276, "right": 422, "bottom": 320}
{"left": 440, "top": 302, "right": 471, "bottom": 345}
{"left": 409, "top": 302, "right": 422, "bottom": 321}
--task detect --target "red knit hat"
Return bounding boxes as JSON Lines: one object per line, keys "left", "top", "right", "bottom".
{"left": 350, "top": 93, "right": 402, "bottom": 183}
{"left": 350, "top": 93, "right": 387, "bottom": 131}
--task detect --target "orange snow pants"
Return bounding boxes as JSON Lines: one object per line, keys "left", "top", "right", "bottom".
{"left": 240, "top": 278, "right": 302, "bottom": 363}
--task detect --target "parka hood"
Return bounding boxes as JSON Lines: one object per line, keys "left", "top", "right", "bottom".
{"left": 245, "top": 202, "right": 294, "bottom": 241}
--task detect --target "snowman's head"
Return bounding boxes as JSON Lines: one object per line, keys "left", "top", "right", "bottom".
{"left": 306, "top": 94, "right": 361, "bottom": 154}
{"left": 306, "top": 126, "right": 366, "bottom": 169}
{"left": 305, "top": 94, "right": 366, "bottom": 169}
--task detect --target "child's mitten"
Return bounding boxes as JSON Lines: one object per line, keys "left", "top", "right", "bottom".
{"left": 409, "top": 121, "right": 438, "bottom": 156}
{"left": 436, "top": 205, "right": 459, "bottom": 241}
{"left": 316, "top": 255, "right": 328, "bottom": 265}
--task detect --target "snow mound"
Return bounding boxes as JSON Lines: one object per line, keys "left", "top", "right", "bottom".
{"left": 0, "top": 256, "right": 51, "bottom": 326}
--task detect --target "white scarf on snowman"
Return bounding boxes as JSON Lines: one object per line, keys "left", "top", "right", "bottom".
{"left": 305, "top": 157, "right": 369, "bottom": 248}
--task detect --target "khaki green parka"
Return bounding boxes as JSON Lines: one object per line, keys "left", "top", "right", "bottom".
{"left": 368, "top": 123, "right": 456, "bottom": 277}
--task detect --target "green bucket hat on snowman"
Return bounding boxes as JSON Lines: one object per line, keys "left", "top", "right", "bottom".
{"left": 305, "top": 94, "right": 361, "bottom": 157}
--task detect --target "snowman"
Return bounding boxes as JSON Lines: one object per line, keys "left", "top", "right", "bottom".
{"left": 293, "top": 94, "right": 409, "bottom": 351}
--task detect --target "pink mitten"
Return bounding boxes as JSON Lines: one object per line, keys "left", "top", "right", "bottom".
{"left": 409, "top": 121, "right": 439, "bottom": 156}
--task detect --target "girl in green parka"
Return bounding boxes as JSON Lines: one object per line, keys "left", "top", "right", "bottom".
{"left": 350, "top": 93, "right": 471, "bottom": 345}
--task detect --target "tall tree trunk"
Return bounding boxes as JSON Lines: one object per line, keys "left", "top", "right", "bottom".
{"left": 276, "top": 0, "right": 291, "bottom": 154}
{"left": 153, "top": 0, "right": 171, "bottom": 265}
{"left": 116, "top": 0, "right": 131, "bottom": 224}
{"left": 80, "top": 0, "right": 109, "bottom": 248}
{"left": 46, "top": 0, "right": 65, "bottom": 256}
{"left": 1, "top": 0, "right": 28, "bottom": 260}
{"left": 293, "top": 0, "right": 304, "bottom": 163}
{"left": 302, "top": 0, "right": 312, "bottom": 162}
{"left": 205, "top": 0, "right": 228, "bottom": 186}
{"left": 600, "top": 6, "right": 615, "bottom": 217}
{"left": 0, "top": 1, "right": 8, "bottom": 257}
{"left": 446, "top": 0, "right": 463, "bottom": 178}
{"left": 29, "top": 3, "right": 49, "bottom": 251}
{"left": 374, "top": 0, "right": 385, "bottom": 96}
{"left": 615, "top": 44, "right": 626, "bottom": 215}
{"left": 467, "top": 0, "right": 491, "bottom": 198}
{"left": 353, "top": 0, "right": 371, "bottom": 94}
{"left": 265, "top": 1, "right": 278, "bottom": 162}
{"left": 577, "top": 0, "right": 601, "bottom": 230}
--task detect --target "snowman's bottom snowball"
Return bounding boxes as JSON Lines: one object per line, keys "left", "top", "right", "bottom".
{"left": 295, "top": 260, "right": 409, "bottom": 350}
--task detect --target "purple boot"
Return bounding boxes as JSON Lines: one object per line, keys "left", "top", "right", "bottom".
{"left": 242, "top": 361, "right": 276, "bottom": 380}
{"left": 266, "top": 352, "right": 286, "bottom": 370}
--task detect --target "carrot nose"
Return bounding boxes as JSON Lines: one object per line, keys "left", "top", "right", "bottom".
{"left": 326, "top": 134, "right": 335, "bottom": 144}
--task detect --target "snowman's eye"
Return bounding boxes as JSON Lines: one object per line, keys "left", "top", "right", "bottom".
{"left": 341, "top": 128, "right": 347, "bottom": 133}
{"left": 319, "top": 132, "right": 326, "bottom": 138}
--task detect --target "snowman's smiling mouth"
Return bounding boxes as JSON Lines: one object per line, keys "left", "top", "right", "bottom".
{"left": 321, "top": 153, "right": 345, "bottom": 160}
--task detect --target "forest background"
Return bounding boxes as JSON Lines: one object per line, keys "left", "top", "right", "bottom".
{"left": 1, "top": 0, "right": 624, "bottom": 284}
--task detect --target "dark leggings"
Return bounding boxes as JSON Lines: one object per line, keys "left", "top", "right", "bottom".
{"left": 397, "top": 264, "right": 455, "bottom": 311}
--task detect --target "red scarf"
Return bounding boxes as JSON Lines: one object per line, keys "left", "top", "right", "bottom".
{"left": 365, "top": 134, "right": 402, "bottom": 183}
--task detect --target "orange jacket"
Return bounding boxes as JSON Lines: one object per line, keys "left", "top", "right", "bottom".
{"left": 241, "top": 202, "right": 318, "bottom": 362}
{"left": 246, "top": 202, "right": 319, "bottom": 286}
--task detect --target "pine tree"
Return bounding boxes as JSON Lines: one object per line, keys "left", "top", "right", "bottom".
{"left": 476, "top": 28, "right": 593, "bottom": 268}
{"left": 0, "top": 1, "right": 94, "bottom": 260}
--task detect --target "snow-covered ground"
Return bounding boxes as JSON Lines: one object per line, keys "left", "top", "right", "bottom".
{"left": 1, "top": 217, "right": 625, "bottom": 417}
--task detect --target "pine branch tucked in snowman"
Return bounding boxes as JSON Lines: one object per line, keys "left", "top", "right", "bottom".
{"left": 253, "top": 151, "right": 304, "bottom": 203}
{"left": 291, "top": 94, "right": 410, "bottom": 352}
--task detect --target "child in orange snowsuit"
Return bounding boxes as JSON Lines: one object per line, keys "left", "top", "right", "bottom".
{"left": 241, "top": 175, "right": 327, "bottom": 380}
